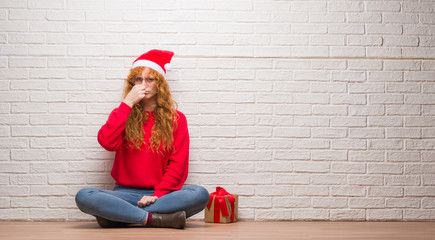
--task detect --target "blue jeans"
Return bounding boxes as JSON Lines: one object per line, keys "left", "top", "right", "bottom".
{"left": 75, "top": 185, "right": 209, "bottom": 224}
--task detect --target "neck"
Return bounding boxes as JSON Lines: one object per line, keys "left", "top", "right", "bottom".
{"left": 141, "top": 98, "right": 156, "bottom": 112}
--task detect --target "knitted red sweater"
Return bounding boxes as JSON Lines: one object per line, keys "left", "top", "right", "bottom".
{"left": 97, "top": 102, "right": 189, "bottom": 198}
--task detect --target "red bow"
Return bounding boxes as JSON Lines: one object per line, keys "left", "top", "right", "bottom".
{"left": 207, "top": 186, "right": 236, "bottom": 223}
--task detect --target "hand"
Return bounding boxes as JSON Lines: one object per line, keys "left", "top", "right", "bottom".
{"left": 138, "top": 196, "right": 158, "bottom": 207}
{"left": 123, "top": 85, "right": 146, "bottom": 107}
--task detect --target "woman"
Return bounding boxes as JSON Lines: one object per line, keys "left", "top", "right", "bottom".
{"left": 75, "top": 49, "right": 209, "bottom": 229}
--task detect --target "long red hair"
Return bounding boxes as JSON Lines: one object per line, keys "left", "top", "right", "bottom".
{"left": 122, "top": 67, "right": 178, "bottom": 153}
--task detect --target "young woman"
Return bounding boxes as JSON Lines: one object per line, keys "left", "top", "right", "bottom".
{"left": 75, "top": 50, "right": 209, "bottom": 229}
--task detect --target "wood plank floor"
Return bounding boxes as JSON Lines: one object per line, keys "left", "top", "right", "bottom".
{"left": 1, "top": 221, "right": 435, "bottom": 240}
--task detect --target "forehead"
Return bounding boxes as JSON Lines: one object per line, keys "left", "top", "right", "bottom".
{"left": 136, "top": 68, "right": 154, "bottom": 78}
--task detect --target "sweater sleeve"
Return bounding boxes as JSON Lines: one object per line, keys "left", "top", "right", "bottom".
{"left": 97, "top": 102, "right": 132, "bottom": 151}
{"left": 153, "top": 112, "right": 189, "bottom": 198}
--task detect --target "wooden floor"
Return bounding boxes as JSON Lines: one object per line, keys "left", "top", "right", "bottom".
{"left": 1, "top": 221, "right": 435, "bottom": 240}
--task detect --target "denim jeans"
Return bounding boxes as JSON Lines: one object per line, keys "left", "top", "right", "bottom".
{"left": 75, "top": 185, "right": 209, "bottom": 224}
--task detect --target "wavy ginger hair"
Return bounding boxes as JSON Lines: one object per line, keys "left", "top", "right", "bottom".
{"left": 122, "top": 67, "right": 178, "bottom": 153}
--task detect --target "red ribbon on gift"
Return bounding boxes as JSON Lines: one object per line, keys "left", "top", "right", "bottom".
{"left": 207, "top": 186, "right": 236, "bottom": 223}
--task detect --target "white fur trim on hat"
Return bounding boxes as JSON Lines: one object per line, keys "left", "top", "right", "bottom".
{"left": 164, "top": 63, "right": 172, "bottom": 71}
{"left": 132, "top": 59, "right": 165, "bottom": 76}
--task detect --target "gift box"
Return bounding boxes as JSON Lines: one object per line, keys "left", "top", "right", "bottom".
{"left": 204, "top": 186, "right": 238, "bottom": 223}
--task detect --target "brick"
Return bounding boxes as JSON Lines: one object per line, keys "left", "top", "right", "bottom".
{"left": 386, "top": 198, "right": 420, "bottom": 208}
{"left": 369, "top": 140, "right": 403, "bottom": 150}
{"left": 293, "top": 161, "right": 329, "bottom": 173}
{"left": 368, "top": 164, "right": 403, "bottom": 174}
{"left": 255, "top": 209, "right": 292, "bottom": 220}
{"left": 331, "top": 139, "right": 366, "bottom": 150}
{"left": 422, "top": 198, "right": 435, "bottom": 209}
{"left": 0, "top": 209, "right": 29, "bottom": 220}
{"left": 349, "top": 151, "right": 384, "bottom": 162}
{"left": 331, "top": 163, "right": 366, "bottom": 174}
{"left": 48, "top": 197, "right": 76, "bottom": 208}
{"left": 275, "top": 174, "right": 310, "bottom": 185}
{"left": 366, "top": 2, "right": 401, "bottom": 12}
{"left": 293, "top": 209, "right": 329, "bottom": 220}
{"left": 311, "top": 175, "right": 346, "bottom": 185}
{"left": 291, "top": 1, "right": 326, "bottom": 12}
{"left": 386, "top": 176, "right": 421, "bottom": 186}
{"left": 275, "top": 151, "right": 310, "bottom": 161}
{"left": 313, "top": 197, "right": 347, "bottom": 208}
{"left": 369, "top": 187, "right": 403, "bottom": 197}
{"left": 404, "top": 210, "right": 435, "bottom": 220}
{"left": 294, "top": 186, "right": 329, "bottom": 196}
{"left": 331, "top": 210, "right": 365, "bottom": 220}
{"left": 311, "top": 150, "right": 347, "bottom": 161}
{"left": 348, "top": 175, "right": 384, "bottom": 186}
{"left": 367, "top": 210, "right": 402, "bottom": 220}
{"left": 10, "top": 174, "right": 47, "bottom": 185}
{"left": 273, "top": 197, "right": 309, "bottom": 208}
{"left": 255, "top": 161, "right": 292, "bottom": 173}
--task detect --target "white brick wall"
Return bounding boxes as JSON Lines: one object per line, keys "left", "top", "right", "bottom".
{"left": 1, "top": 0, "right": 435, "bottom": 222}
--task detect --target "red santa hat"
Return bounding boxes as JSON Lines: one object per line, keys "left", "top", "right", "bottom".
{"left": 132, "top": 49, "right": 174, "bottom": 76}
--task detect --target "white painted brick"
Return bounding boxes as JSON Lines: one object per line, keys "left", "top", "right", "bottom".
{"left": 329, "top": 24, "right": 365, "bottom": 34}
{"left": 293, "top": 209, "right": 329, "bottom": 220}
{"left": 348, "top": 175, "right": 384, "bottom": 186}
{"left": 403, "top": 2, "right": 435, "bottom": 13}
{"left": 331, "top": 163, "right": 366, "bottom": 174}
{"left": 387, "top": 151, "right": 421, "bottom": 162}
{"left": 294, "top": 186, "right": 329, "bottom": 197}
{"left": 331, "top": 210, "right": 366, "bottom": 220}
{"left": 311, "top": 175, "right": 347, "bottom": 185}
{"left": 369, "top": 139, "right": 403, "bottom": 150}
{"left": 273, "top": 127, "right": 311, "bottom": 138}
{"left": 291, "top": 1, "right": 326, "bottom": 12}
{"left": 257, "top": 116, "right": 294, "bottom": 126}
{"left": 332, "top": 134, "right": 362, "bottom": 148}
{"left": 256, "top": 161, "right": 292, "bottom": 172}
{"left": 387, "top": 106, "right": 420, "bottom": 116}
{"left": 367, "top": 2, "right": 401, "bottom": 12}
{"left": 255, "top": 209, "right": 292, "bottom": 220}
{"left": 48, "top": 197, "right": 76, "bottom": 208}
{"left": 10, "top": 174, "right": 47, "bottom": 185}
{"left": 404, "top": 210, "right": 435, "bottom": 220}
{"left": 255, "top": 24, "right": 290, "bottom": 34}
{"left": 312, "top": 105, "right": 347, "bottom": 116}
{"left": 349, "top": 106, "right": 384, "bottom": 116}
{"left": 384, "top": 60, "right": 420, "bottom": 71}
{"left": 349, "top": 151, "right": 384, "bottom": 162}
{"left": 313, "top": 197, "right": 347, "bottom": 208}
{"left": 0, "top": 209, "right": 29, "bottom": 220}
{"left": 293, "top": 161, "right": 329, "bottom": 173}
{"left": 330, "top": 117, "right": 366, "bottom": 127}
{"left": 383, "top": 36, "right": 419, "bottom": 47}
{"left": 386, "top": 176, "right": 421, "bottom": 186}
{"left": 348, "top": 13, "right": 381, "bottom": 23}
{"left": 275, "top": 173, "right": 310, "bottom": 185}
{"left": 331, "top": 186, "right": 365, "bottom": 197}
{"left": 422, "top": 198, "right": 435, "bottom": 209}
{"left": 312, "top": 128, "right": 346, "bottom": 138}
{"left": 367, "top": 209, "right": 403, "bottom": 220}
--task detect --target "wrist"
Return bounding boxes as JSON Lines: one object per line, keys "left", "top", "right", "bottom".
{"left": 123, "top": 100, "right": 134, "bottom": 108}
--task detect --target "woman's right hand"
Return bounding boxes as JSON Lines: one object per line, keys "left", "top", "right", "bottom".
{"left": 123, "top": 85, "right": 146, "bottom": 107}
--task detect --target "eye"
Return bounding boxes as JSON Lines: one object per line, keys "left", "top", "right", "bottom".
{"left": 134, "top": 77, "right": 143, "bottom": 83}
{"left": 145, "top": 78, "right": 155, "bottom": 82}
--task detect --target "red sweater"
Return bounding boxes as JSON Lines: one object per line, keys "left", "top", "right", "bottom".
{"left": 97, "top": 102, "right": 189, "bottom": 198}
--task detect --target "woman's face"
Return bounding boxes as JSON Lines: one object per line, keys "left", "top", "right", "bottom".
{"left": 133, "top": 67, "right": 157, "bottom": 101}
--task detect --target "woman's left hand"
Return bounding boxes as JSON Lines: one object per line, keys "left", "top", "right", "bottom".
{"left": 137, "top": 196, "right": 158, "bottom": 207}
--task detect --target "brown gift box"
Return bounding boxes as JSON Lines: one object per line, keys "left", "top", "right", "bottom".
{"left": 204, "top": 187, "right": 238, "bottom": 223}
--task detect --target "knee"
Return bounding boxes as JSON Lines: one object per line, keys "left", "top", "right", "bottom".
{"left": 188, "top": 186, "right": 210, "bottom": 207}
{"left": 75, "top": 187, "right": 99, "bottom": 209}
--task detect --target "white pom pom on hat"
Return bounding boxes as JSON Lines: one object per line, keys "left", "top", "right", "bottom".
{"left": 132, "top": 49, "right": 174, "bottom": 77}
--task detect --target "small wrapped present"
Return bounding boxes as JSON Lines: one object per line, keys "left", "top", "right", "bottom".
{"left": 204, "top": 186, "right": 238, "bottom": 223}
